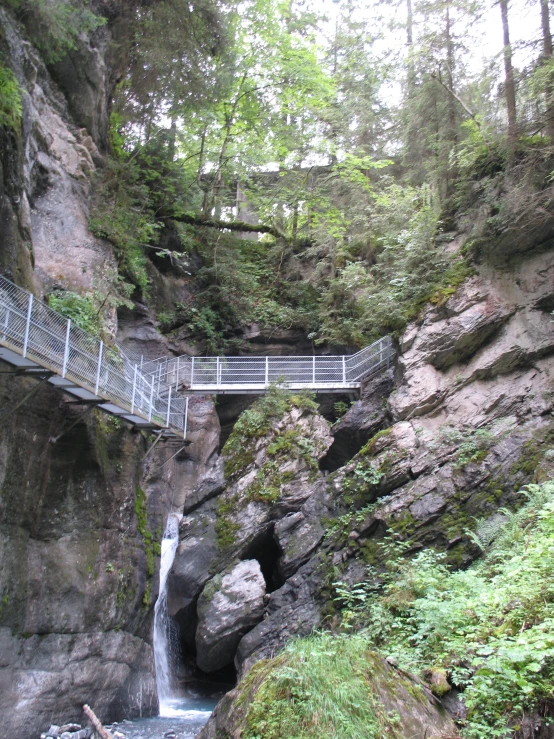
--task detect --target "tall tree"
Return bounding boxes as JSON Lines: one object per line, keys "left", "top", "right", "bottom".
{"left": 499, "top": 0, "right": 518, "bottom": 145}
{"left": 539, "top": 0, "right": 554, "bottom": 138}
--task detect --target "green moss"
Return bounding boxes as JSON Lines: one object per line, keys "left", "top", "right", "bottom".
{"left": 509, "top": 429, "right": 554, "bottom": 483}
{"left": 0, "top": 64, "right": 22, "bottom": 131}
{"left": 389, "top": 510, "right": 416, "bottom": 538}
{"left": 427, "top": 259, "right": 476, "bottom": 306}
{"left": 135, "top": 485, "right": 158, "bottom": 604}
{"left": 92, "top": 411, "right": 126, "bottom": 475}
{"left": 245, "top": 461, "right": 282, "bottom": 503}
{"left": 359, "top": 427, "right": 392, "bottom": 458}
{"left": 223, "top": 387, "right": 319, "bottom": 481}
{"left": 215, "top": 494, "right": 241, "bottom": 549}
{"left": 224, "top": 446, "right": 255, "bottom": 479}
{"left": 202, "top": 575, "right": 222, "bottom": 603}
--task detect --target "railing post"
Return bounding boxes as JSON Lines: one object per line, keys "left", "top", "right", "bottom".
{"left": 131, "top": 363, "right": 138, "bottom": 413}
{"left": 148, "top": 376, "right": 154, "bottom": 422}
{"left": 342, "top": 355, "right": 346, "bottom": 384}
{"left": 191, "top": 356, "right": 195, "bottom": 387}
{"left": 312, "top": 355, "right": 316, "bottom": 385}
{"left": 265, "top": 356, "right": 269, "bottom": 386}
{"left": 175, "top": 356, "right": 180, "bottom": 391}
{"left": 94, "top": 340, "right": 103, "bottom": 395}
{"left": 183, "top": 396, "right": 189, "bottom": 438}
{"left": 62, "top": 318, "right": 71, "bottom": 378}
{"left": 166, "top": 385, "right": 172, "bottom": 427}
{"left": 22, "top": 293, "right": 33, "bottom": 358}
{"left": 216, "top": 356, "right": 220, "bottom": 385}
{"left": 2, "top": 305, "right": 10, "bottom": 338}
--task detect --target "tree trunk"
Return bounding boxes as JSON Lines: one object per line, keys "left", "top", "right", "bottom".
{"left": 445, "top": 0, "right": 458, "bottom": 190}
{"left": 500, "top": 0, "right": 518, "bottom": 147}
{"left": 406, "top": 0, "right": 415, "bottom": 97}
{"left": 540, "top": 0, "right": 554, "bottom": 138}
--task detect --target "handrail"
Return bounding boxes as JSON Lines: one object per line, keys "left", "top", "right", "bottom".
{"left": 0, "top": 274, "right": 394, "bottom": 426}
{"left": 0, "top": 276, "right": 188, "bottom": 437}
{"left": 143, "top": 335, "right": 395, "bottom": 393}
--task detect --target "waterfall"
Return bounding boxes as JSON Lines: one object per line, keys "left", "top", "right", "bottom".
{"left": 153, "top": 513, "right": 180, "bottom": 716}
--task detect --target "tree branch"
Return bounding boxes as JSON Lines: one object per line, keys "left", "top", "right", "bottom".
{"left": 430, "top": 72, "right": 491, "bottom": 149}
{"left": 165, "top": 213, "right": 286, "bottom": 240}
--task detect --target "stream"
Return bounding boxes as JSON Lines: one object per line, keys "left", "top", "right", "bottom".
{"left": 105, "top": 692, "right": 221, "bottom": 739}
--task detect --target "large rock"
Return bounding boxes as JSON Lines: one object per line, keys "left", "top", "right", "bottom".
{"left": 196, "top": 560, "right": 266, "bottom": 673}
{"left": 198, "top": 648, "right": 458, "bottom": 739}
{"left": 0, "top": 629, "right": 156, "bottom": 738}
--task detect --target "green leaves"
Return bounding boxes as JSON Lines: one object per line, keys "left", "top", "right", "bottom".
{"left": 0, "top": 65, "right": 22, "bottom": 131}
{"left": 333, "top": 480, "right": 554, "bottom": 738}
{"left": 8, "top": 0, "right": 106, "bottom": 64}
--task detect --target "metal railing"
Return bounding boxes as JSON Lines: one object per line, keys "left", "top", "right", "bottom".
{"left": 141, "top": 335, "right": 394, "bottom": 393}
{"left": 0, "top": 276, "right": 188, "bottom": 437}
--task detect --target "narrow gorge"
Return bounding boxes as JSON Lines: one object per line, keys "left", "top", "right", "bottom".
{"left": 0, "top": 0, "right": 553, "bottom": 737}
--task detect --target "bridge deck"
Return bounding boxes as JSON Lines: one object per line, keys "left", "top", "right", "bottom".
{"left": 0, "top": 275, "right": 395, "bottom": 436}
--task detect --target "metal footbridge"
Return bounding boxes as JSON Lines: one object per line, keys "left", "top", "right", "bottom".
{"left": 141, "top": 336, "right": 394, "bottom": 396}
{"left": 0, "top": 275, "right": 394, "bottom": 438}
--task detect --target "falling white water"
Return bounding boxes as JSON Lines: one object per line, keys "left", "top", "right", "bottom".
{"left": 153, "top": 513, "right": 181, "bottom": 717}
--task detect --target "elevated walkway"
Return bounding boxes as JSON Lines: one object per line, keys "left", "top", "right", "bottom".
{"left": 142, "top": 336, "right": 395, "bottom": 396}
{"left": 0, "top": 275, "right": 395, "bottom": 439}
{"left": 0, "top": 276, "right": 188, "bottom": 438}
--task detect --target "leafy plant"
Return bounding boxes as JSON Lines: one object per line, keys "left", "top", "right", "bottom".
{"left": 48, "top": 289, "right": 102, "bottom": 335}
{"left": 7, "top": 0, "right": 106, "bottom": 64}
{"left": 333, "top": 481, "right": 554, "bottom": 738}
{"left": 0, "top": 64, "right": 22, "bottom": 131}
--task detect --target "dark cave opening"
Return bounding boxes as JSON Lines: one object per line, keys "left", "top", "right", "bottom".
{"left": 319, "top": 424, "right": 377, "bottom": 473}
{"left": 240, "top": 524, "right": 283, "bottom": 593}
{"left": 173, "top": 601, "right": 238, "bottom": 687}
{"left": 214, "top": 394, "right": 257, "bottom": 450}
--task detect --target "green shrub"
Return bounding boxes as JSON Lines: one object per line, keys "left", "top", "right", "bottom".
{"left": 7, "top": 0, "right": 106, "bottom": 64}
{"left": 335, "top": 480, "right": 554, "bottom": 738}
{"left": 48, "top": 289, "right": 102, "bottom": 335}
{"left": 0, "top": 64, "right": 22, "bottom": 131}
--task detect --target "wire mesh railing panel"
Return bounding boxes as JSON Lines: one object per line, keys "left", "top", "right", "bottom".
{"left": 346, "top": 336, "right": 394, "bottom": 381}
{"left": 0, "top": 279, "right": 32, "bottom": 352}
{"left": 0, "top": 276, "right": 188, "bottom": 436}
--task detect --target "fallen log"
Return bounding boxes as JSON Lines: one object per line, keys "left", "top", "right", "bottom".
{"left": 82, "top": 704, "right": 113, "bottom": 739}
{"left": 164, "top": 212, "right": 287, "bottom": 240}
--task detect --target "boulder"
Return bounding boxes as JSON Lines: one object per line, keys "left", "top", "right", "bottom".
{"left": 198, "top": 648, "right": 458, "bottom": 739}
{"left": 195, "top": 560, "right": 266, "bottom": 673}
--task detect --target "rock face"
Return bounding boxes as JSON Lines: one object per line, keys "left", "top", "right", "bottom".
{"left": 0, "top": 6, "right": 224, "bottom": 737}
{"left": 196, "top": 560, "right": 266, "bottom": 673}
{"left": 0, "top": 630, "right": 154, "bottom": 739}
{"left": 178, "top": 228, "right": 554, "bottom": 729}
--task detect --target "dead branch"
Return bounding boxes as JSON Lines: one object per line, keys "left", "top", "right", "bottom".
{"left": 82, "top": 704, "right": 113, "bottom": 739}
